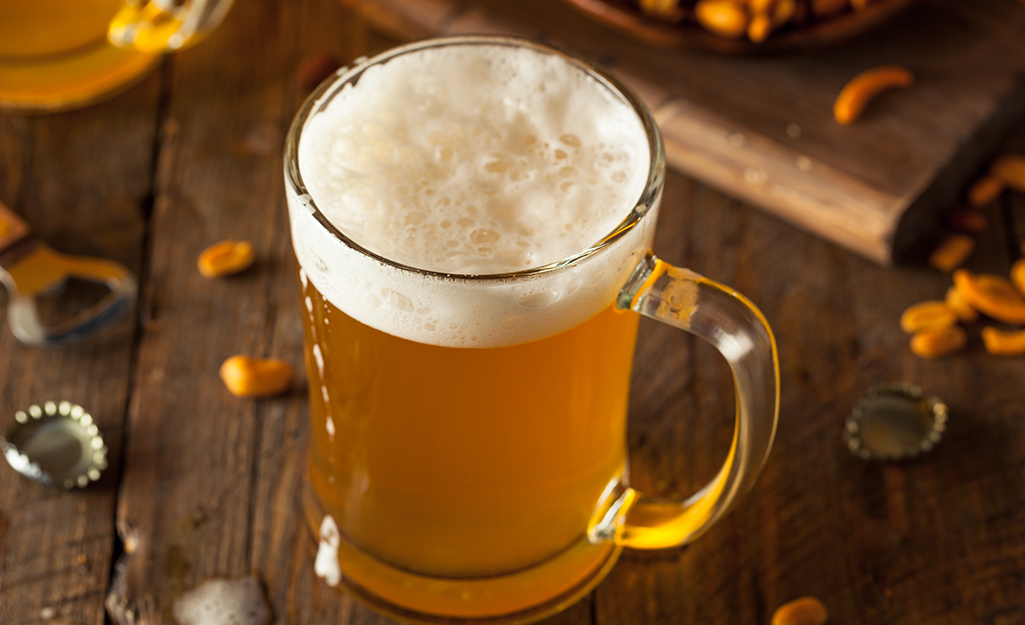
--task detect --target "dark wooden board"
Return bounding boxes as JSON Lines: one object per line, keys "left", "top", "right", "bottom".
{"left": 337, "top": 0, "right": 1025, "bottom": 265}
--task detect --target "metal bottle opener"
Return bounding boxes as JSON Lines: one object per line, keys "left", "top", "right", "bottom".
{"left": 0, "top": 201, "right": 137, "bottom": 346}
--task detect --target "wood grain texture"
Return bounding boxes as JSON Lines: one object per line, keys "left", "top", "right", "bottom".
{"left": 338, "top": 0, "right": 1025, "bottom": 265}
{"left": 2, "top": 1, "right": 1025, "bottom": 625}
{"left": 111, "top": 0, "right": 310, "bottom": 618}
{"left": 0, "top": 72, "right": 159, "bottom": 623}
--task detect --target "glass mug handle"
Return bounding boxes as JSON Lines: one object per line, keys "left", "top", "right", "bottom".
{"left": 590, "top": 253, "right": 780, "bottom": 549}
{"left": 108, "top": 0, "right": 235, "bottom": 54}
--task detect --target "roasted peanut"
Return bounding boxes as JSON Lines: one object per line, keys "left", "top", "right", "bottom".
{"left": 992, "top": 154, "right": 1025, "bottom": 192}
{"left": 219, "top": 356, "right": 293, "bottom": 398}
{"left": 695, "top": 0, "right": 750, "bottom": 38}
{"left": 771, "top": 596, "right": 829, "bottom": 625}
{"left": 1011, "top": 258, "right": 1025, "bottom": 298}
{"left": 953, "top": 269, "right": 1025, "bottom": 324}
{"left": 198, "top": 240, "right": 255, "bottom": 278}
{"left": 945, "top": 210, "right": 988, "bottom": 234}
{"left": 910, "top": 325, "right": 967, "bottom": 359}
{"left": 747, "top": 13, "right": 773, "bottom": 41}
{"left": 982, "top": 327, "right": 1025, "bottom": 356}
{"left": 945, "top": 286, "right": 978, "bottom": 323}
{"left": 811, "top": 0, "right": 847, "bottom": 17}
{"left": 833, "top": 65, "right": 914, "bottom": 125}
{"left": 928, "top": 234, "right": 974, "bottom": 272}
{"left": 967, "top": 174, "right": 1004, "bottom": 208}
{"left": 899, "top": 300, "right": 956, "bottom": 334}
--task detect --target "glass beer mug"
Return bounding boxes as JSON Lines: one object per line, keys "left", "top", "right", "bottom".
{"left": 0, "top": 0, "right": 233, "bottom": 111}
{"left": 285, "top": 36, "right": 780, "bottom": 624}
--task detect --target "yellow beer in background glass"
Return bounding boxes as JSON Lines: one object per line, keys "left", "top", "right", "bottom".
{"left": 0, "top": 0, "right": 233, "bottom": 110}
{"left": 0, "top": 0, "right": 125, "bottom": 58}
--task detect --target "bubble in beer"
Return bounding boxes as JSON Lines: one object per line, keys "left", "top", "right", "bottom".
{"left": 315, "top": 515, "right": 341, "bottom": 587}
{"left": 519, "top": 290, "right": 559, "bottom": 308}
{"left": 312, "top": 344, "right": 324, "bottom": 375}
{"left": 379, "top": 288, "right": 413, "bottom": 312}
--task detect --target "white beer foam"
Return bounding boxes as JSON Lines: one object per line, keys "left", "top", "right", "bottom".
{"left": 290, "top": 43, "right": 656, "bottom": 348}
{"left": 172, "top": 576, "right": 271, "bottom": 625}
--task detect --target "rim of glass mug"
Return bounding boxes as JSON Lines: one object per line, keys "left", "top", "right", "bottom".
{"left": 284, "top": 34, "right": 666, "bottom": 282}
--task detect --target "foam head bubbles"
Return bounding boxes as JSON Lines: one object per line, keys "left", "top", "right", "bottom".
{"left": 288, "top": 39, "right": 657, "bottom": 348}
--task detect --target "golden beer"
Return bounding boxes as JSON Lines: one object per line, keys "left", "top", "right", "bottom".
{"left": 301, "top": 286, "right": 639, "bottom": 579}
{"left": 0, "top": 0, "right": 124, "bottom": 58}
{"left": 0, "top": 0, "right": 155, "bottom": 110}
{"left": 287, "top": 36, "right": 780, "bottom": 624}
{"left": 0, "top": 0, "right": 231, "bottom": 110}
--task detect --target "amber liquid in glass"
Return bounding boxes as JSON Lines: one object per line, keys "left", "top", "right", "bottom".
{"left": 300, "top": 276, "right": 638, "bottom": 585}
{"left": 0, "top": 0, "right": 157, "bottom": 110}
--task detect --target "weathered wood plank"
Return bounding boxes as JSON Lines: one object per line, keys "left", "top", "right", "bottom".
{"left": 0, "top": 74, "right": 159, "bottom": 623}
{"left": 111, "top": 0, "right": 304, "bottom": 617}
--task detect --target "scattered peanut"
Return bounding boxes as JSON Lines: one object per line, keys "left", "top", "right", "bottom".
{"left": 771, "top": 596, "right": 829, "bottom": 625}
{"left": 198, "top": 240, "right": 255, "bottom": 278}
{"left": 953, "top": 269, "right": 1025, "bottom": 324}
{"left": 945, "top": 286, "right": 978, "bottom": 323}
{"left": 910, "top": 325, "right": 967, "bottom": 359}
{"left": 1011, "top": 259, "right": 1025, "bottom": 298}
{"left": 748, "top": 13, "right": 774, "bottom": 41}
{"left": 219, "top": 356, "right": 293, "bottom": 398}
{"left": 982, "top": 327, "right": 1025, "bottom": 356}
{"left": 833, "top": 65, "right": 914, "bottom": 125}
{"left": 967, "top": 174, "right": 1004, "bottom": 208}
{"left": 695, "top": 0, "right": 750, "bottom": 38}
{"left": 899, "top": 300, "right": 956, "bottom": 334}
{"left": 928, "top": 234, "right": 974, "bottom": 272}
{"left": 945, "top": 210, "right": 988, "bottom": 234}
{"left": 991, "top": 154, "right": 1025, "bottom": 192}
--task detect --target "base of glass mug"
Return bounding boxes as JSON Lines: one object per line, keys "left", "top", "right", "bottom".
{"left": 0, "top": 41, "right": 159, "bottom": 112}
{"left": 303, "top": 477, "right": 622, "bottom": 624}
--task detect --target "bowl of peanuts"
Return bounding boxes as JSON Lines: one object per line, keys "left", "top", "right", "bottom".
{"left": 561, "top": 0, "right": 918, "bottom": 53}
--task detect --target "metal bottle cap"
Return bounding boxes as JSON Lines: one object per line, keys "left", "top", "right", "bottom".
{"left": 844, "top": 384, "right": 947, "bottom": 461}
{"left": 1, "top": 401, "right": 108, "bottom": 488}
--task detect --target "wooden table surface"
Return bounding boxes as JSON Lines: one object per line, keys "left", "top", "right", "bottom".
{"left": 2, "top": 1, "right": 1025, "bottom": 624}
